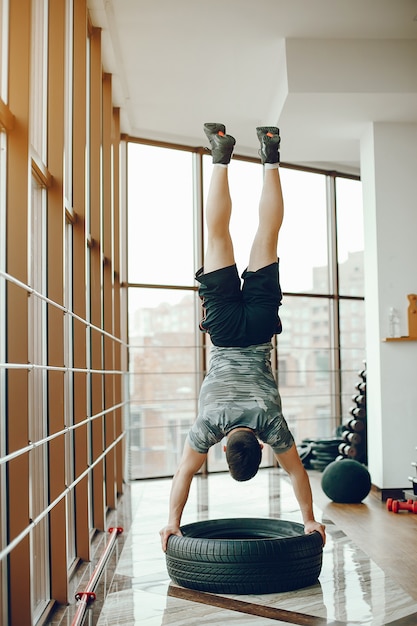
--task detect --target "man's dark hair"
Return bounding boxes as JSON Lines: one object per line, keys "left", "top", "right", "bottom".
{"left": 225, "top": 430, "right": 262, "bottom": 481}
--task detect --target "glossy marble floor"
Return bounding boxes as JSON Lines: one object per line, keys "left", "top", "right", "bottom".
{"left": 48, "top": 469, "right": 417, "bottom": 626}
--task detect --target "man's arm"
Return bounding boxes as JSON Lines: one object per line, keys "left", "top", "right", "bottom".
{"left": 275, "top": 443, "right": 326, "bottom": 545}
{"left": 159, "top": 440, "right": 207, "bottom": 551}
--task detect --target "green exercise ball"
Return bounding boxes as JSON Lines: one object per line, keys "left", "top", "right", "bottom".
{"left": 321, "top": 459, "right": 371, "bottom": 503}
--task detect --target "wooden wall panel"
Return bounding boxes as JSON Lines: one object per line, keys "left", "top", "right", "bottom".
{"left": 89, "top": 26, "right": 106, "bottom": 531}
{"left": 6, "top": 0, "right": 32, "bottom": 623}
{"left": 72, "top": 0, "right": 90, "bottom": 562}
{"left": 47, "top": 0, "right": 68, "bottom": 604}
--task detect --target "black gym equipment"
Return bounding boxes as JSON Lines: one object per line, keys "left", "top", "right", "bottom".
{"left": 321, "top": 459, "right": 371, "bottom": 503}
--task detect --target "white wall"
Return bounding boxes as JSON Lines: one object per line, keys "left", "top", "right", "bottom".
{"left": 360, "top": 122, "right": 417, "bottom": 489}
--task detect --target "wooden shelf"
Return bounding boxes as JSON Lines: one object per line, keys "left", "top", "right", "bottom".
{"left": 383, "top": 336, "right": 417, "bottom": 342}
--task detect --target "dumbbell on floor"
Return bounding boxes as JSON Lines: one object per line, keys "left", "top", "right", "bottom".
{"left": 386, "top": 498, "right": 417, "bottom": 513}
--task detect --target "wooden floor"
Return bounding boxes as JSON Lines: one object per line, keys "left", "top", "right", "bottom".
{"left": 308, "top": 470, "right": 417, "bottom": 602}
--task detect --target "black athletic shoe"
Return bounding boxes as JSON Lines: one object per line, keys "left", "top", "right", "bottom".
{"left": 204, "top": 122, "right": 236, "bottom": 164}
{"left": 256, "top": 126, "right": 280, "bottom": 164}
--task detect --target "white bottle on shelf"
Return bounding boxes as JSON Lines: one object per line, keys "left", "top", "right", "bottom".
{"left": 388, "top": 307, "right": 401, "bottom": 338}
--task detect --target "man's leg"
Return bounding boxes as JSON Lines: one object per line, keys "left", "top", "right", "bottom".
{"left": 203, "top": 123, "right": 236, "bottom": 274}
{"left": 248, "top": 127, "right": 283, "bottom": 272}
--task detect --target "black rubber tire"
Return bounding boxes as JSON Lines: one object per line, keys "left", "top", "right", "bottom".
{"left": 166, "top": 518, "right": 323, "bottom": 594}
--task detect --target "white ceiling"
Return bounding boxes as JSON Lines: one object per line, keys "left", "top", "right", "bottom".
{"left": 88, "top": 0, "right": 417, "bottom": 174}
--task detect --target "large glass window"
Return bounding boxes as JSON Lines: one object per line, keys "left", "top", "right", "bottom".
{"left": 127, "top": 142, "right": 365, "bottom": 479}
{"left": 278, "top": 296, "right": 333, "bottom": 442}
{"left": 29, "top": 1, "right": 50, "bottom": 619}
{"left": 336, "top": 177, "right": 365, "bottom": 426}
{"left": 28, "top": 178, "right": 50, "bottom": 623}
{"left": 128, "top": 288, "right": 199, "bottom": 479}
{"left": 336, "top": 177, "right": 364, "bottom": 297}
{"left": 279, "top": 168, "right": 328, "bottom": 294}
{"left": 128, "top": 144, "right": 194, "bottom": 286}
{"left": 339, "top": 298, "right": 366, "bottom": 420}
{"left": 128, "top": 144, "right": 199, "bottom": 479}
{"left": 30, "top": 0, "right": 48, "bottom": 161}
{"left": 64, "top": 219, "right": 76, "bottom": 568}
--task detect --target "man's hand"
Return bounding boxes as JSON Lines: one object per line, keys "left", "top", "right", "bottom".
{"left": 160, "top": 524, "right": 182, "bottom": 552}
{"left": 304, "top": 519, "right": 326, "bottom": 546}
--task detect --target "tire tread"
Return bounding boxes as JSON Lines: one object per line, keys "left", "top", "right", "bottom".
{"left": 166, "top": 518, "right": 323, "bottom": 594}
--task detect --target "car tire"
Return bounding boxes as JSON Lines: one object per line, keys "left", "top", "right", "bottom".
{"left": 166, "top": 517, "right": 323, "bottom": 594}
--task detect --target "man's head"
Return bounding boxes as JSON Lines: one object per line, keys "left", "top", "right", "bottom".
{"left": 225, "top": 429, "right": 263, "bottom": 481}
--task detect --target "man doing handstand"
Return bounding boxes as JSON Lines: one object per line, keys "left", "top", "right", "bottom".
{"left": 160, "top": 123, "right": 326, "bottom": 551}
